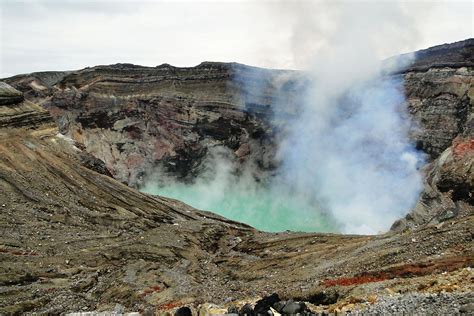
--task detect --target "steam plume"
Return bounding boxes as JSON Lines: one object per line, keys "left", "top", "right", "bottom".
{"left": 142, "top": 1, "right": 425, "bottom": 234}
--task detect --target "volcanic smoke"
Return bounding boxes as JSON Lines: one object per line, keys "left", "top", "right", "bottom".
{"left": 142, "top": 1, "right": 425, "bottom": 234}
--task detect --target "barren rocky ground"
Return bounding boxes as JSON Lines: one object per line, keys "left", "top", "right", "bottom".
{"left": 0, "top": 39, "right": 473, "bottom": 314}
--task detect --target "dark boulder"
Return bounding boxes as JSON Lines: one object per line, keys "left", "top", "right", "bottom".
{"left": 174, "top": 306, "right": 192, "bottom": 316}
{"left": 254, "top": 293, "right": 280, "bottom": 315}
{"left": 239, "top": 303, "right": 255, "bottom": 316}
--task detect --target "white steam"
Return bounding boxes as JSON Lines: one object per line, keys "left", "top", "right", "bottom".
{"left": 276, "top": 77, "right": 423, "bottom": 234}
{"left": 269, "top": 0, "right": 425, "bottom": 234}
{"left": 142, "top": 0, "right": 425, "bottom": 234}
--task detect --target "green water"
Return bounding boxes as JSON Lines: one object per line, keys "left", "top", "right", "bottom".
{"left": 141, "top": 182, "right": 338, "bottom": 233}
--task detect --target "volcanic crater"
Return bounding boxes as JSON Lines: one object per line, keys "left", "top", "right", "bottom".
{"left": 0, "top": 39, "right": 473, "bottom": 314}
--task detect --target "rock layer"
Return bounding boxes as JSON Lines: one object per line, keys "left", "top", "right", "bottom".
{"left": 0, "top": 81, "right": 24, "bottom": 105}
{"left": 392, "top": 39, "right": 474, "bottom": 230}
{"left": 0, "top": 82, "right": 54, "bottom": 129}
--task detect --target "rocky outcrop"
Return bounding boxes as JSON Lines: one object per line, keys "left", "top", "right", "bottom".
{"left": 0, "top": 81, "right": 24, "bottom": 105}
{"left": 401, "top": 39, "right": 473, "bottom": 160}
{"left": 4, "top": 62, "right": 289, "bottom": 187}
{"left": 0, "top": 81, "right": 114, "bottom": 180}
{"left": 404, "top": 38, "right": 474, "bottom": 72}
{"left": 0, "top": 82, "right": 54, "bottom": 129}
{"left": 4, "top": 71, "right": 70, "bottom": 104}
{"left": 392, "top": 39, "right": 474, "bottom": 231}
{"left": 391, "top": 136, "right": 473, "bottom": 231}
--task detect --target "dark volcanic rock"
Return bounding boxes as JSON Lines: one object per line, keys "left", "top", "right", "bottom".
{"left": 254, "top": 293, "right": 280, "bottom": 314}
{"left": 239, "top": 303, "right": 255, "bottom": 316}
{"left": 0, "top": 82, "right": 24, "bottom": 105}
{"left": 79, "top": 151, "right": 113, "bottom": 178}
{"left": 280, "top": 300, "right": 308, "bottom": 315}
{"left": 404, "top": 67, "right": 472, "bottom": 159}
{"left": 405, "top": 38, "right": 474, "bottom": 72}
{"left": 174, "top": 306, "right": 192, "bottom": 316}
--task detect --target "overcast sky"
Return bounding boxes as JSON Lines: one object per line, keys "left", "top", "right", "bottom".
{"left": 0, "top": 0, "right": 472, "bottom": 77}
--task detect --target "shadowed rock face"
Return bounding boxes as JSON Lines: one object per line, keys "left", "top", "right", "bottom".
{"left": 3, "top": 39, "right": 473, "bottom": 230}
{"left": 404, "top": 65, "right": 472, "bottom": 160}
{"left": 392, "top": 39, "right": 474, "bottom": 230}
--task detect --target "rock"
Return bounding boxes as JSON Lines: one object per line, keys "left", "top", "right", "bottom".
{"left": 228, "top": 305, "right": 239, "bottom": 314}
{"left": 79, "top": 151, "right": 113, "bottom": 177}
{"left": 239, "top": 303, "right": 254, "bottom": 316}
{"left": 5, "top": 63, "right": 283, "bottom": 187}
{"left": 392, "top": 135, "right": 474, "bottom": 231}
{"left": 114, "top": 303, "right": 125, "bottom": 314}
{"left": 305, "top": 290, "right": 339, "bottom": 305}
{"left": 0, "top": 82, "right": 54, "bottom": 129}
{"left": 385, "top": 288, "right": 396, "bottom": 295}
{"left": 71, "top": 276, "right": 96, "bottom": 292}
{"left": 403, "top": 39, "right": 473, "bottom": 159}
{"left": 0, "top": 82, "right": 24, "bottom": 105}
{"left": 198, "top": 304, "right": 227, "bottom": 316}
{"left": 281, "top": 300, "right": 307, "bottom": 315}
{"left": 390, "top": 39, "right": 474, "bottom": 231}
{"left": 459, "top": 303, "right": 474, "bottom": 314}
{"left": 175, "top": 306, "right": 192, "bottom": 316}
{"left": 272, "top": 301, "right": 285, "bottom": 313}
{"left": 254, "top": 293, "right": 280, "bottom": 315}
{"left": 367, "top": 294, "right": 378, "bottom": 304}
{"left": 269, "top": 307, "right": 281, "bottom": 316}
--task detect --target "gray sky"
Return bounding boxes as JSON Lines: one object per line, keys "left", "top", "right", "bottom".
{"left": 0, "top": 0, "right": 472, "bottom": 77}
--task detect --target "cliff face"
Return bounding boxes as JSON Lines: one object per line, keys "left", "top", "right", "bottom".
{"left": 403, "top": 39, "right": 473, "bottom": 159}
{"left": 392, "top": 39, "right": 473, "bottom": 230}
{"left": 0, "top": 82, "right": 53, "bottom": 129}
{"left": 3, "top": 40, "right": 473, "bottom": 231}
{"left": 5, "top": 63, "right": 288, "bottom": 187}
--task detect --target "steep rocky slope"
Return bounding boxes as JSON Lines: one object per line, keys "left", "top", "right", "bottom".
{"left": 0, "top": 83, "right": 472, "bottom": 314}
{"left": 403, "top": 40, "right": 473, "bottom": 159}
{"left": 392, "top": 39, "right": 473, "bottom": 230}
